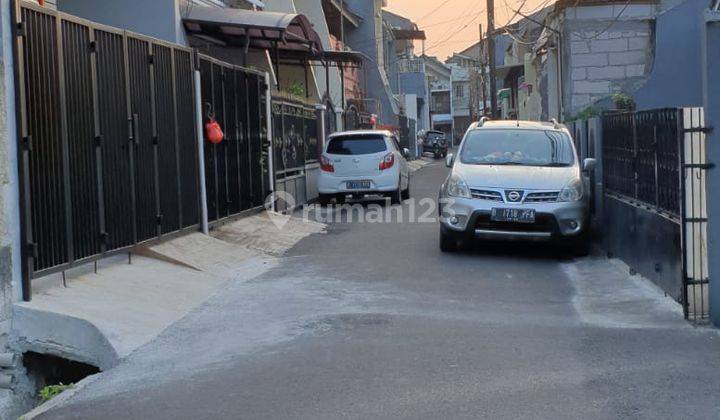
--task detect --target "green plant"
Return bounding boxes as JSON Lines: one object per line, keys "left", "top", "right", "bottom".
{"left": 568, "top": 106, "right": 600, "bottom": 122}
{"left": 612, "top": 92, "right": 635, "bottom": 110}
{"left": 287, "top": 82, "right": 305, "bottom": 98}
{"left": 39, "top": 383, "right": 74, "bottom": 404}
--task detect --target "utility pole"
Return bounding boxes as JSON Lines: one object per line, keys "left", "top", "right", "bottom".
{"left": 478, "top": 24, "right": 486, "bottom": 119}
{"left": 486, "top": 0, "right": 498, "bottom": 118}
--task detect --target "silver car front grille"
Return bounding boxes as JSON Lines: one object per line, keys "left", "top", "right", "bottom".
{"left": 470, "top": 189, "right": 503, "bottom": 201}
{"left": 524, "top": 191, "right": 560, "bottom": 203}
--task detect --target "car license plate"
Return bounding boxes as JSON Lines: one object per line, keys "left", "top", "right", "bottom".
{"left": 491, "top": 208, "right": 536, "bottom": 223}
{"left": 346, "top": 180, "right": 371, "bottom": 189}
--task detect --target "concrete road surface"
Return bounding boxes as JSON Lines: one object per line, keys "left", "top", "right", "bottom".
{"left": 38, "top": 162, "right": 720, "bottom": 420}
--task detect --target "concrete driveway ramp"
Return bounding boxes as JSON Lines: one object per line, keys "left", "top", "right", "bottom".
{"left": 12, "top": 254, "right": 229, "bottom": 370}
{"left": 211, "top": 212, "right": 326, "bottom": 256}
{"left": 141, "top": 232, "right": 259, "bottom": 278}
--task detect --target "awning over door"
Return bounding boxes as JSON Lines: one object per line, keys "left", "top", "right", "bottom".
{"left": 183, "top": 6, "right": 324, "bottom": 58}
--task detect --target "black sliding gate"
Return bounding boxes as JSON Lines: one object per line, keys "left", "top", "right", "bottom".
{"left": 272, "top": 96, "right": 319, "bottom": 212}
{"left": 13, "top": 2, "right": 202, "bottom": 295}
{"left": 197, "top": 56, "right": 269, "bottom": 223}
{"left": 600, "top": 108, "right": 710, "bottom": 321}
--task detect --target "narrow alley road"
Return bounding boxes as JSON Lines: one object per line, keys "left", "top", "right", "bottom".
{"left": 39, "top": 162, "right": 720, "bottom": 420}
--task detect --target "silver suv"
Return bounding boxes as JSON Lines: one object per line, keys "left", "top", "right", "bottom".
{"left": 438, "top": 119, "right": 596, "bottom": 253}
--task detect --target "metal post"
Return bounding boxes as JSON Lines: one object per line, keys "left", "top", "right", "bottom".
{"left": 340, "top": 0, "right": 345, "bottom": 46}
{"left": 486, "top": 0, "right": 497, "bottom": 118}
{"left": 316, "top": 104, "right": 326, "bottom": 154}
{"left": 194, "top": 69, "right": 209, "bottom": 234}
{"left": 324, "top": 61, "right": 330, "bottom": 105}
{"left": 9, "top": 0, "right": 30, "bottom": 300}
{"left": 56, "top": 11, "right": 75, "bottom": 265}
{"left": 702, "top": 7, "right": 720, "bottom": 325}
{"left": 265, "top": 73, "right": 274, "bottom": 207}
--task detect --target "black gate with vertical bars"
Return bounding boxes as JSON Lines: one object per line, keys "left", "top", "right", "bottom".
{"left": 602, "top": 109, "right": 681, "bottom": 216}
{"left": 272, "top": 95, "right": 318, "bottom": 212}
{"left": 13, "top": 1, "right": 201, "bottom": 297}
{"left": 600, "top": 107, "right": 710, "bottom": 321}
{"left": 197, "top": 55, "right": 269, "bottom": 224}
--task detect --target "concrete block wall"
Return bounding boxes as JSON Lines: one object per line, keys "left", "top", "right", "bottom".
{"left": 563, "top": 5, "right": 656, "bottom": 116}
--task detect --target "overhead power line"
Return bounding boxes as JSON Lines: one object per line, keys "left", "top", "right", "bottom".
{"left": 415, "top": 0, "right": 454, "bottom": 23}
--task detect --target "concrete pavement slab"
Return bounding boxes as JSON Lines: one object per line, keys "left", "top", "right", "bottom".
{"left": 12, "top": 212, "right": 325, "bottom": 371}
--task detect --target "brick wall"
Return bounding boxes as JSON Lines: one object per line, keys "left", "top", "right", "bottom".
{"left": 563, "top": 4, "right": 656, "bottom": 116}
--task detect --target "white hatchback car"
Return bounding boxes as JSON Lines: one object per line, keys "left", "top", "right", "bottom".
{"left": 318, "top": 130, "right": 411, "bottom": 205}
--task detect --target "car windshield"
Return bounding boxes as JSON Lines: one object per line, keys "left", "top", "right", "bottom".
{"left": 459, "top": 129, "right": 575, "bottom": 167}
{"left": 427, "top": 132, "right": 445, "bottom": 142}
{"left": 326, "top": 136, "right": 387, "bottom": 155}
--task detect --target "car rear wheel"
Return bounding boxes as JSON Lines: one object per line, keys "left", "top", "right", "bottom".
{"left": 401, "top": 181, "right": 410, "bottom": 200}
{"left": 388, "top": 186, "right": 403, "bottom": 205}
{"left": 439, "top": 225, "right": 458, "bottom": 252}
{"left": 318, "top": 194, "right": 332, "bottom": 206}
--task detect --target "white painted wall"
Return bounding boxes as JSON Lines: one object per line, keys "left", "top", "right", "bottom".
{"left": 0, "top": 0, "right": 22, "bottom": 317}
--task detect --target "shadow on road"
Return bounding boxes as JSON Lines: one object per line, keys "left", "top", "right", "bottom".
{"left": 455, "top": 240, "right": 580, "bottom": 263}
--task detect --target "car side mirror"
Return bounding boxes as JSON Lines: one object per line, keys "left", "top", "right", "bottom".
{"left": 583, "top": 158, "right": 597, "bottom": 173}
{"left": 445, "top": 153, "right": 454, "bottom": 168}
{"left": 402, "top": 148, "right": 410, "bottom": 158}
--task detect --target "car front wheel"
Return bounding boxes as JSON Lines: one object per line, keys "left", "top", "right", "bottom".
{"left": 439, "top": 225, "right": 458, "bottom": 252}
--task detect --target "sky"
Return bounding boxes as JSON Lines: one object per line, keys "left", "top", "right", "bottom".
{"left": 384, "top": 0, "right": 549, "bottom": 62}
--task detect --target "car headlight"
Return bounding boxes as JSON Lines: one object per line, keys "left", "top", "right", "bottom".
{"left": 446, "top": 174, "right": 471, "bottom": 198}
{"left": 558, "top": 178, "right": 583, "bottom": 202}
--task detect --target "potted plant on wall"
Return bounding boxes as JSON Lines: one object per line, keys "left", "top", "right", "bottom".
{"left": 612, "top": 92, "right": 636, "bottom": 111}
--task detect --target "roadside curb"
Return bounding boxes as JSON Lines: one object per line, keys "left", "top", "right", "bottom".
{"left": 408, "top": 157, "right": 435, "bottom": 172}
{"left": 18, "top": 373, "right": 101, "bottom": 420}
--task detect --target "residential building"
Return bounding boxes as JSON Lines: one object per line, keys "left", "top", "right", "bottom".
{"left": 424, "top": 55, "right": 453, "bottom": 140}
{"left": 381, "top": 9, "right": 430, "bottom": 151}
{"left": 321, "top": 0, "right": 368, "bottom": 130}
{"left": 449, "top": 64, "right": 471, "bottom": 144}
{"left": 381, "top": 9, "right": 429, "bottom": 141}
{"left": 459, "top": 0, "right": 706, "bottom": 121}
{"left": 343, "top": 0, "right": 399, "bottom": 129}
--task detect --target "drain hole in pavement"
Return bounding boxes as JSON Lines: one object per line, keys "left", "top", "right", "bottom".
{"left": 23, "top": 352, "right": 100, "bottom": 403}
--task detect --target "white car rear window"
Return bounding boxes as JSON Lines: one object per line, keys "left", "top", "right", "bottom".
{"left": 326, "top": 136, "right": 387, "bottom": 155}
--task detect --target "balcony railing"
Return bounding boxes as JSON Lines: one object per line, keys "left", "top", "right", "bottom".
{"left": 397, "top": 58, "right": 425, "bottom": 73}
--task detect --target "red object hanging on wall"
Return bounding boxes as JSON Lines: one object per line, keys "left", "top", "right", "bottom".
{"left": 205, "top": 117, "right": 224, "bottom": 144}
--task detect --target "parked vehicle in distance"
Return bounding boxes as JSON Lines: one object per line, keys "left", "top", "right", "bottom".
{"left": 438, "top": 119, "right": 596, "bottom": 254}
{"left": 420, "top": 130, "right": 449, "bottom": 159}
{"left": 318, "top": 130, "right": 411, "bottom": 205}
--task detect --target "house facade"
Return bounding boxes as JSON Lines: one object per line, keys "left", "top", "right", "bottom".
{"left": 467, "top": 0, "right": 707, "bottom": 121}
{"left": 424, "top": 55, "right": 453, "bottom": 140}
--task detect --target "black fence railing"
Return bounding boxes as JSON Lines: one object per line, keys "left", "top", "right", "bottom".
{"left": 271, "top": 96, "right": 321, "bottom": 213}
{"left": 13, "top": 2, "right": 201, "bottom": 292}
{"left": 602, "top": 109, "right": 681, "bottom": 216}
{"left": 272, "top": 96, "right": 319, "bottom": 178}
{"left": 198, "top": 55, "right": 269, "bottom": 223}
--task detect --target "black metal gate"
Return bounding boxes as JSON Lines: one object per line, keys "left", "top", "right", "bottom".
{"left": 272, "top": 96, "right": 318, "bottom": 212}
{"left": 197, "top": 56, "right": 269, "bottom": 223}
{"left": 600, "top": 107, "right": 711, "bottom": 321}
{"left": 13, "top": 1, "right": 200, "bottom": 297}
